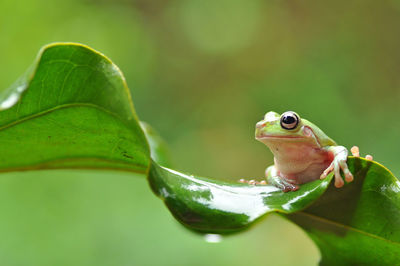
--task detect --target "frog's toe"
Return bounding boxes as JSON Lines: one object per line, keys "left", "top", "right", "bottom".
{"left": 351, "top": 146, "right": 360, "bottom": 157}
{"left": 320, "top": 163, "right": 334, "bottom": 179}
{"left": 351, "top": 146, "right": 373, "bottom": 161}
{"left": 281, "top": 183, "right": 299, "bottom": 192}
{"left": 238, "top": 178, "right": 258, "bottom": 185}
{"left": 267, "top": 176, "right": 298, "bottom": 192}
{"left": 277, "top": 180, "right": 299, "bottom": 192}
{"left": 238, "top": 179, "right": 256, "bottom": 185}
{"left": 323, "top": 159, "right": 352, "bottom": 187}
{"left": 333, "top": 159, "right": 353, "bottom": 187}
{"left": 333, "top": 162, "right": 344, "bottom": 188}
{"left": 334, "top": 175, "right": 345, "bottom": 188}
{"left": 339, "top": 160, "right": 353, "bottom": 182}
{"left": 343, "top": 168, "right": 353, "bottom": 182}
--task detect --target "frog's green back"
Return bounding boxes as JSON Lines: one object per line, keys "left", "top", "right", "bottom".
{"left": 302, "top": 118, "right": 337, "bottom": 147}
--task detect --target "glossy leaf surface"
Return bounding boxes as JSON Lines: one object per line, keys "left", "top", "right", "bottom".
{"left": 149, "top": 160, "right": 333, "bottom": 233}
{"left": 0, "top": 43, "right": 149, "bottom": 173}
{"left": 2, "top": 43, "right": 400, "bottom": 265}
{"left": 288, "top": 158, "right": 400, "bottom": 265}
{"left": 149, "top": 156, "right": 400, "bottom": 264}
{"left": 140, "top": 121, "right": 173, "bottom": 168}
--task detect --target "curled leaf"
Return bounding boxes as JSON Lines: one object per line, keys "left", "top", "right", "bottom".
{"left": 287, "top": 158, "right": 400, "bottom": 265}
{"left": 148, "top": 155, "right": 400, "bottom": 264}
{"left": 3, "top": 43, "right": 399, "bottom": 264}
{"left": 0, "top": 43, "right": 149, "bottom": 173}
{"left": 148, "top": 160, "right": 333, "bottom": 234}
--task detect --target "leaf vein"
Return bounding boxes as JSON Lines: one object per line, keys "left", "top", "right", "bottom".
{"left": 295, "top": 211, "right": 400, "bottom": 246}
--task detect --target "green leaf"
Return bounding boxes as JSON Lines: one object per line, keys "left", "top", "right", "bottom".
{"left": 0, "top": 43, "right": 150, "bottom": 173}
{"left": 287, "top": 158, "right": 400, "bottom": 265}
{"left": 140, "top": 121, "right": 173, "bottom": 168}
{"left": 3, "top": 43, "right": 400, "bottom": 264}
{"left": 148, "top": 157, "right": 400, "bottom": 264}
{"left": 148, "top": 159, "right": 333, "bottom": 234}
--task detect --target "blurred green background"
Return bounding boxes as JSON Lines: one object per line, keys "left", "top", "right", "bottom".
{"left": 1, "top": 0, "right": 400, "bottom": 265}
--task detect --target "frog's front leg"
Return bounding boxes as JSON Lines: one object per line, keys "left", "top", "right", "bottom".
{"left": 266, "top": 165, "right": 299, "bottom": 192}
{"left": 319, "top": 146, "right": 352, "bottom": 188}
{"left": 320, "top": 146, "right": 373, "bottom": 188}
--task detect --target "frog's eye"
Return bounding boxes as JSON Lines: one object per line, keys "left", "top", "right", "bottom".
{"left": 280, "top": 111, "right": 299, "bottom": 130}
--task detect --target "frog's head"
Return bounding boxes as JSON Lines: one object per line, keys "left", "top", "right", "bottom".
{"left": 255, "top": 111, "right": 321, "bottom": 146}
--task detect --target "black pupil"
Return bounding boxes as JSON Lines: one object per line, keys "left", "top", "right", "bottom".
{"left": 283, "top": 115, "right": 296, "bottom": 124}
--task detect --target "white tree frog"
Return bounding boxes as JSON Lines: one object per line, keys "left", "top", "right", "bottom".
{"left": 242, "top": 111, "right": 372, "bottom": 192}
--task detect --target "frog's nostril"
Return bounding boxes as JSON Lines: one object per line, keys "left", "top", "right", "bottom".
{"left": 256, "top": 121, "right": 266, "bottom": 129}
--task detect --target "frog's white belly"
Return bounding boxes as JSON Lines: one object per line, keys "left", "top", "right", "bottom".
{"left": 269, "top": 141, "right": 333, "bottom": 184}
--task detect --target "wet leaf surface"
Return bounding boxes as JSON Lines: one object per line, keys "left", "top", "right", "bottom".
{"left": 149, "top": 160, "right": 333, "bottom": 233}
{"left": 3, "top": 43, "right": 399, "bottom": 265}
{"left": 287, "top": 158, "right": 400, "bottom": 265}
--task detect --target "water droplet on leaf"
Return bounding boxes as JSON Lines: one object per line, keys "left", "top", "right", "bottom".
{"left": 204, "top": 234, "right": 222, "bottom": 243}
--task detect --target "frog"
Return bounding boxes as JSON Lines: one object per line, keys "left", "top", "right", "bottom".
{"left": 240, "top": 111, "right": 372, "bottom": 192}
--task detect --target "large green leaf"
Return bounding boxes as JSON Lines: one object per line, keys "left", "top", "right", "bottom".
{"left": 287, "top": 158, "right": 400, "bottom": 265}
{"left": 149, "top": 156, "right": 400, "bottom": 264}
{"left": 0, "top": 43, "right": 150, "bottom": 173}
{"left": 2, "top": 43, "right": 399, "bottom": 265}
{"left": 148, "top": 160, "right": 333, "bottom": 234}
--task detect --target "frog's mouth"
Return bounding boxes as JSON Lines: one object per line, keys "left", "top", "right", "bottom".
{"left": 256, "top": 134, "right": 305, "bottom": 140}
{"left": 256, "top": 126, "right": 321, "bottom": 147}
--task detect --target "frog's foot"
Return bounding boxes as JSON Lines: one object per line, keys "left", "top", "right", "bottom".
{"left": 238, "top": 179, "right": 267, "bottom": 185}
{"left": 351, "top": 146, "right": 373, "bottom": 161}
{"left": 320, "top": 147, "right": 353, "bottom": 188}
{"left": 267, "top": 176, "right": 299, "bottom": 192}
